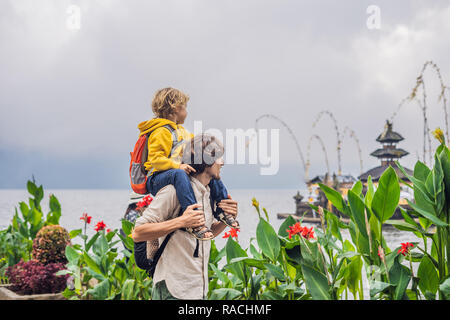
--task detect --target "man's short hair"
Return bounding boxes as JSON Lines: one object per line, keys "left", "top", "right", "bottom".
{"left": 182, "top": 133, "right": 224, "bottom": 174}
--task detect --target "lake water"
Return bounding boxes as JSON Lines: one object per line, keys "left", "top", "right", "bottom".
{"left": 0, "top": 188, "right": 423, "bottom": 299}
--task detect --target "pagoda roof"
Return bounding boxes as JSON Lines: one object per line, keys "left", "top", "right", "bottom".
{"left": 376, "top": 120, "right": 404, "bottom": 143}
{"left": 370, "top": 148, "right": 409, "bottom": 158}
{"left": 358, "top": 163, "right": 413, "bottom": 182}
{"left": 308, "top": 174, "right": 357, "bottom": 184}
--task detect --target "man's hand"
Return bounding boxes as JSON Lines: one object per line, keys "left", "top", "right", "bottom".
{"left": 179, "top": 163, "right": 196, "bottom": 174}
{"left": 217, "top": 195, "right": 238, "bottom": 218}
{"left": 178, "top": 203, "right": 205, "bottom": 229}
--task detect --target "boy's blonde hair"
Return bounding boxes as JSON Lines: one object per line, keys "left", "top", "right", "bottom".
{"left": 151, "top": 87, "right": 190, "bottom": 118}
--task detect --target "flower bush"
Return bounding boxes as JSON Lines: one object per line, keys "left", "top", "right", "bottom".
{"left": 6, "top": 259, "right": 68, "bottom": 295}
{"left": 32, "top": 225, "right": 71, "bottom": 265}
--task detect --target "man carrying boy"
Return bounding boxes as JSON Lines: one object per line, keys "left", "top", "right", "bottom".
{"left": 132, "top": 133, "right": 238, "bottom": 300}
{"left": 136, "top": 87, "right": 239, "bottom": 240}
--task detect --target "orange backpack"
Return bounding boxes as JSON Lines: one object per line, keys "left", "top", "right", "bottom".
{"left": 129, "top": 124, "right": 181, "bottom": 194}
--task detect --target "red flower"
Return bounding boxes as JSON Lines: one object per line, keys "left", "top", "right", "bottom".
{"left": 397, "top": 242, "right": 414, "bottom": 256}
{"left": 286, "top": 222, "right": 315, "bottom": 240}
{"left": 301, "top": 226, "right": 315, "bottom": 240}
{"left": 287, "top": 222, "right": 303, "bottom": 239}
{"left": 106, "top": 228, "right": 112, "bottom": 233}
{"left": 229, "top": 228, "right": 240, "bottom": 238}
{"left": 94, "top": 221, "right": 106, "bottom": 232}
{"left": 137, "top": 195, "right": 153, "bottom": 208}
{"left": 80, "top": 212, "right": 92, "bottom": 224}
{"left": 223, "top": 227, "right": 240, "bottom": 239}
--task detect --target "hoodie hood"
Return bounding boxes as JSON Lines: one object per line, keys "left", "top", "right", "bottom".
{"left": 137, "top": 118, "right": 178, "bottom": 136}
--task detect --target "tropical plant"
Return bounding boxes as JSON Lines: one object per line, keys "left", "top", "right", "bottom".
{"left": 0, "top": 179, "right": 63, "bottom": 281}
{"left": 57, "top": 216, "right": 152, "bottom": 300}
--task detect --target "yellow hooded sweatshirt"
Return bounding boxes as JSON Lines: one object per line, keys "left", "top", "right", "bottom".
{"left": 137, "top": 118, "right": 193, "bottom": 175}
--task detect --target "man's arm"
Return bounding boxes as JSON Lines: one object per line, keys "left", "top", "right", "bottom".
{"left": 132, "top": 216, "right": 184, "bottom": 242}
{"left": 132, "top": 201, "right": 205, "bottom": 242}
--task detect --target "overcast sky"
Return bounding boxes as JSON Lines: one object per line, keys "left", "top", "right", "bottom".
{"left": 1, "top": 0, "right": 450, "bottom": 189}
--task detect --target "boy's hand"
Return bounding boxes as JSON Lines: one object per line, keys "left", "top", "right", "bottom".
{"left": 180, "top": 163, "right": 196, "bottom": 174}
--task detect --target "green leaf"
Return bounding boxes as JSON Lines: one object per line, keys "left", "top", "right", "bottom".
{"left": 371, "top": 166, "right": 400, "bottom": 223}
{"left": 370, "top": 281, "right": 392, "bottom": 297}
{"left": 228, "top": 257, "right": 266, "bottom": 270}
{"left": 264, "top": 263, "right": 286, "bottom": 281}
{"left": 389, "top": 256, "right": 411, "bottom": 300}
{"left": 384, "top": 220, "right": 421, "bottom": 233}
{"left": 65, "top": 245, "right": 80, "bottom": 264}
{"left": 301, "top": 263, "right": 331, "bottom": 300}
{"left": 438, "top": 145, "right": 450, "bottom": 203}
{"left": 439, "top": 278, "right": 450, "bottom": 299}
{"left": 400, "top": 208, "right": 422, "bottom": 230}
{"left": 417, "top": 255, "right": 439, "bottom": 296}
{"left": 27, "top": 180, "right": 37, "bottom": 196}
{"left": 69, "top": 229, "right": 82, "bottom": 239}
{"left": 225, "top": 237, "right": 248, "bottom": 283}
{"left": 364, "top": 175, "right": 375, "bottom": 208}
{"left": 278, "top": 215, "right": 297, "bottom": 237}
{"left": 285, "top": 245, "right": 302, "bottom": 265}
{"left": 345, "top": 255, "right": 363, "bottom": 297}
{"left": 351, "top": 180, "right": 363, "bottom": 196}
{"left": 347, "top": 190, "right": 368, "bottom": 238}
{"left": 324, "top": 208, "right": 342, "bottom": 242}
{"left": 121, "top": 279, "right": 136, "bottom": 300}
{"left": 86, "top": 232, "right": 101, "bottom": 252}
{"left": 93, "top": 233, "right": 109, "bottom": 257}
{"left": 209, "top": 288, "right": 242, "bottom": 300}
{"left": 19, "top": 202, "right": 29, "bottom": 220}
{"left": 83, "top": 252, "right": 104, "bottom": 276}
{"left": 318, "top": 183, "right": 351, "bottom": 216}
{"left": 261, "top": 290, "right": 284, "bottom": 300}
{"left": 121, "top": 219, "right": 134, "bottom": 236}
{"left": 406, "top": 199, "right": 448, "bottom": 227}
{"left": 85, "top": 279, "right": 109, "bottom": 300}
{"left": 209, "top": 263, "right": 231, "bottom": 286}
{"left": 47, "top": 194, "right": 61, "bottom": 225}
{"left": 256, "top": 217, "right": 280, "bottom": 262}
{"left": 414, "top": 160, "right": 431, "bottom": 182}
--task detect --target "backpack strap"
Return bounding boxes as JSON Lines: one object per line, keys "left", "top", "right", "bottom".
{"left": 148, "top": 207, "right": 185, "bottom": 278}
{"left": 148, "top": 192, "right": 213, "bottom": 277}
{"left": 148, "top": 231, "right": 174, "bottom": 278}
{"left": 146, "top": 124, "right": 183, "bottom": 178}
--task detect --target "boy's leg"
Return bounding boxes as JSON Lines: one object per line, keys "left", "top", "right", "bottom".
{"left": 208, "top": 179, "right": 228, "bottom": 213}
{"left": 147, "top": 169, "right": 197, "bottom": 215}
{"left": 208, "top": 179, "right": 239, "bottom": 228}
{"left": 148, "top": 169, "right": 214, "bottom": 239}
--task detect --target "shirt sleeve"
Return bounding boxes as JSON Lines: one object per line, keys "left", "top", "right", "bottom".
{"left": 135, "top": 185, "right": 178, "bottom": 227}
